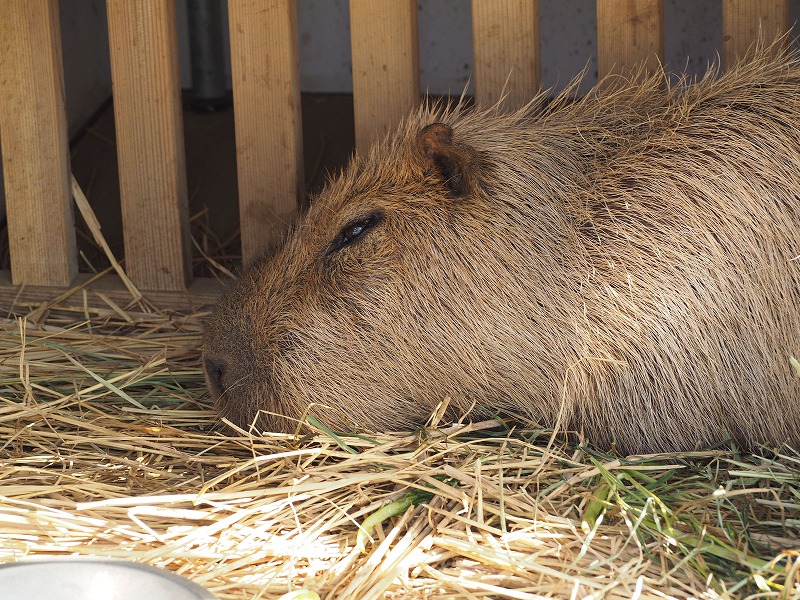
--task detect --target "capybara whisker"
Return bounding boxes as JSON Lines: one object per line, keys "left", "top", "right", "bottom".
{"left": 204, "top": 45, "right": 800, "bottom": 454}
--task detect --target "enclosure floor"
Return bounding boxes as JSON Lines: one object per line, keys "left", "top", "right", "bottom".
{"left": 69, "top": 93, "right": 356, "bottom": 267}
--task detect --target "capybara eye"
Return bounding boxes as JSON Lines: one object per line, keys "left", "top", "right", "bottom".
{"left": 345, "top": 222, "right": 366, "bottom": 241}
{"left": 329, "top": 210, "right": 383, "bottom": 253}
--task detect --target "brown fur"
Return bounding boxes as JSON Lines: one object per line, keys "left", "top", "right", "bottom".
{"left": 203, "top": 49, "right": 800, "bottom": 454}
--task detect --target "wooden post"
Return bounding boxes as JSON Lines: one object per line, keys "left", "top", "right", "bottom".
{"left": 107, "top": 0, "right": 191, "bottom": 291}
{"left": 0, "top": 0, "right": 77, "bottom": 287}
{"left": 597, "top": 0, "right": 664, "bottom": 80}
{"left": 722, "top": 0, "right": 790, "bottom": 68}
{"left": 350, "top": 0, "right": 420, "bottom": 151}
{"left": 472, "top": 0, "right": 540, "bottom": 110}
{"left": 228, "top": 0, "right": 304, "bottom": 265}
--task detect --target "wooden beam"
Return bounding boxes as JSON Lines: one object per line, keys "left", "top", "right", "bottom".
{"left": 0, "top": 272, "right": 223, "bottom": 315}
{"left": 597, "top": 0, "right": 664, "bottom": 80}
{"left": 107, "top": 0, "right": 191, "bottom": 291}
{"left": 228, "top": 0, "right": 304, "bottom": 265}
{"left": 722, "top": 0, "right": 790, "bottom": 68}
{"left": 472, "top": 0, "right": 540, "bottom": 110}
{"left": 350, "top": 0, "right": 420, "bottom": 151}
{"left": 0, "top": 0, "right": 77, "bottom": 287}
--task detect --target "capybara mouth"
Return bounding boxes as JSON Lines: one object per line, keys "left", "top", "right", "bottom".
{"left": 203, "top": 351, "right": 287, "bottom": 433}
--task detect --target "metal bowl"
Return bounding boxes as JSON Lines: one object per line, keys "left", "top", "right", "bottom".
{"left": 0, "top": 557, "right": 217, "bottom": 600}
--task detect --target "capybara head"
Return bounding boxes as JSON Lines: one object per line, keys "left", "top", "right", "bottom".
{"left": 204, "top": 51, "right": 800, "bottom": 454}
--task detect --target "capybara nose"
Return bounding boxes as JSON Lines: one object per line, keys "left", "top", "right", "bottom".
{"left": 203, "top": 357, "right": 225, "bottom": 398}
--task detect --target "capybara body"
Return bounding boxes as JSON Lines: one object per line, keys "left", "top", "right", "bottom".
{"left": 204, "top": 51, "right": 800, "bottom": 454}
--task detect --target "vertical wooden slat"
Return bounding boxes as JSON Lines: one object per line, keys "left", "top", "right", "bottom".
{"left": 722, "top": 0, "right": 790, "bottom": 68}
{"left": 228, "top": 0, "right": 303, "bottom": 264}
{"left": 472, "top": 0, "right": 540, "bottom": 110}
{"left": 350, "top": 0, "right": 420, "bottom": 151}
{"left": 107, "top": 0, "right": 190, "bottom": 291}
{"left": 597, "top": 0, "right": 664, "bottom": 79}
{"left": 0, "top": 1, "right": 77, "bottom": 287}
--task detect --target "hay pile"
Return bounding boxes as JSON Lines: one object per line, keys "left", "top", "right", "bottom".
{"left": 1, "top": 303, "right": 798, "bottom": 599}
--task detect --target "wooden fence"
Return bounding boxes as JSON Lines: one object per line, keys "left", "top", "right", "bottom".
{"left": 0, "top": 0, "right": 791, "bottom": 310}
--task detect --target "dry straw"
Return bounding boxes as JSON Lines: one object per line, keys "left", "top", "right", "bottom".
{"left": 0, "top": 302, "right": 798, "bottom": 599}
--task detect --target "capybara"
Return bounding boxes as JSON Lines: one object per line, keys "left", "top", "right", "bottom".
{"left": 203, "top": 49, "right": 800, "bottom": 454}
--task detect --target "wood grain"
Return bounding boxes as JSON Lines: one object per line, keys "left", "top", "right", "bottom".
{"left": 472, "top": 0, "right": 540, "bottom": 110}
{"left": 350, "top": 0, "right": 420, "bottom": 151}
{"left": 228, "top": 0, "right": 304, "bottom": 264}
{"left": 107, "top": 0, "right": 191, "bottom": 291}
{"left": 0, "top": 0, "right": 77, "bottom": 286}
{"left": 722, "top": 0, "right": 790, "bottom": 68}
{"left": 597, "top": 0, "right": 664, "bottom": 80}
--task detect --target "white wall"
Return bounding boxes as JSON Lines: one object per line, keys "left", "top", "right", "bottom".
{"left": 175, "top": 0, "right": 794, "bottom": 96}
{"left": 64, "top": 0, "right": 800, "bottom": 123}
{"left": 174, "top": 1, "right": 731, "bottom": 95}
{"left": 45, "top": 0, "right": 800, "bottom": 137}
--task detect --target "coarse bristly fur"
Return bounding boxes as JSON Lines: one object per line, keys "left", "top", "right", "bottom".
{"left": 203, "top": 44, "right": 800, "bottom": 454}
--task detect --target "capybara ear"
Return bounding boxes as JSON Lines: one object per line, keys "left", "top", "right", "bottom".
{"left": 416, "top": 123, "right": 477, "bottom": 198}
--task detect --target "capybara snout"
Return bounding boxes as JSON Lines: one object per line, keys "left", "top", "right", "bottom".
{"left": 204, "top": 50, "right": 800, "bottom": 453}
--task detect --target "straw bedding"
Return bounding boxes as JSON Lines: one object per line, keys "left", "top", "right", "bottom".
{"left": 0, "top": 301, "right": 797, "bottom": 599}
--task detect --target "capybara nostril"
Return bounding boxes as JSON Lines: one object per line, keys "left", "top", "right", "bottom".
{"left": 203, "top": 357, "right": 225, "bottom": 398}
{"left": 202, "top": 47, "right": 800, "bottom": 454}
